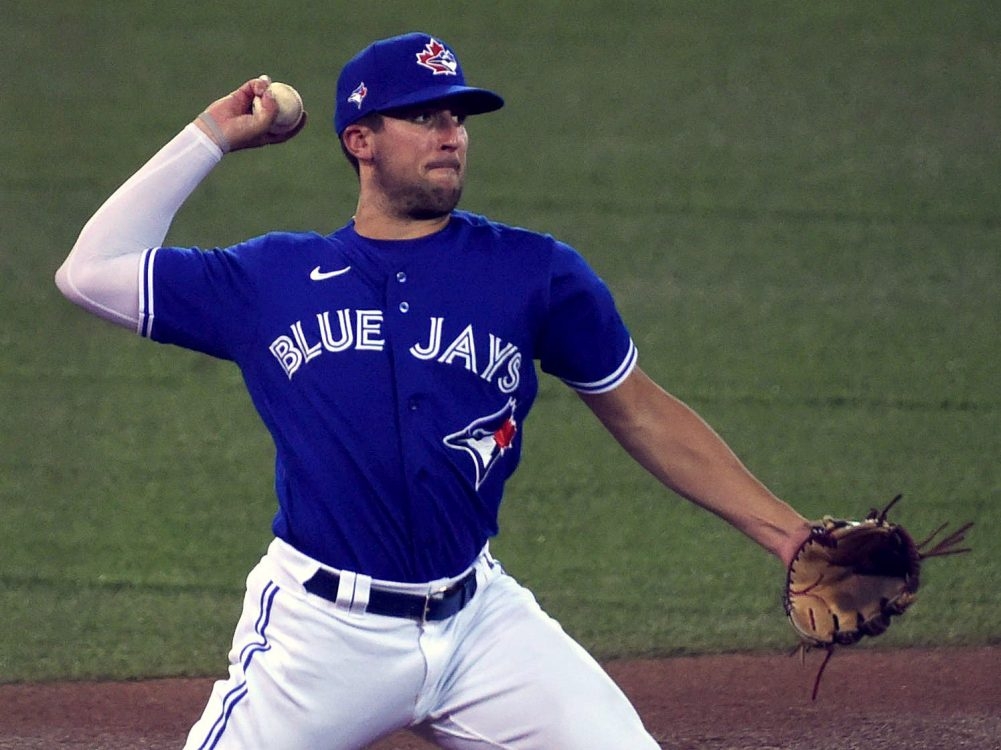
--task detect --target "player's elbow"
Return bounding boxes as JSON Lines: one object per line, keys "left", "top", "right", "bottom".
{"left": 54, "top": 260, "right": 73, "bottom": 301}
{"left": 56, "top": 218, "right": 116, "bottom": 308}
{"left": 53, "top": 249, "right": 141, "bottom": 330}
{"left": 54, "top": 256, "right": 91, "bottom": 310}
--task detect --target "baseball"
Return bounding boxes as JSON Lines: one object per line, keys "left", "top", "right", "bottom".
{"left": 266, "top": 82, "right": 304, "bottom": 134}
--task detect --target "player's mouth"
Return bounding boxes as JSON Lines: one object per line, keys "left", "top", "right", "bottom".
{"left": 425, "top": 159, "right": 462, "bottom": 173}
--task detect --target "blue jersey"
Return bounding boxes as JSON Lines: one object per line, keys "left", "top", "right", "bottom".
{"left": 139, "top": 210, "right": 636, "bottom": 582}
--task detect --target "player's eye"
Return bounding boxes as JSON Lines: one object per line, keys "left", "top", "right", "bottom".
{"left": 403, "top": 110, "right": 466, "bottom": 127}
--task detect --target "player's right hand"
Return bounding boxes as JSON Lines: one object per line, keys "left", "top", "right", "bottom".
{"left": 194, "top": 75, "right": 307, "bottom": 153}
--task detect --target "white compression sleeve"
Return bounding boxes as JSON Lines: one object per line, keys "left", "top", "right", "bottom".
{"left": 55, "top": 123, "right": 223, "bottom": 329}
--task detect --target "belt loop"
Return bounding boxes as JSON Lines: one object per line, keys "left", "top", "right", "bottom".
{"left": 422, "top": 590, "right": 433, "bottom": 625}
{"left": 335, "top": 570, "right": 371, "bottom": 616}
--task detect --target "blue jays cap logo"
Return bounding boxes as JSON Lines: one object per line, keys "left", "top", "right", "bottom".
{"left": 415, "top": 38, "right": 459, "bottom": 76}
{"left": 444, "top": 399, "right": 518, "bottom": 490}
{"left": 348, "top": 82, "right": 368, "bottom": 109}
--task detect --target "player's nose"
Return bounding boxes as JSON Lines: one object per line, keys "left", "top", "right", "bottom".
{"left": 434, "top": 111, "right": 465, "bottom": 149}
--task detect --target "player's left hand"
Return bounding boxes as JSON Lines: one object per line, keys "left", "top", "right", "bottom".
{"left": 784, "top": 494, "right": 972, "bottom": 699}
{"left": 196, "top": 75, "right": 307, "bottom": 152}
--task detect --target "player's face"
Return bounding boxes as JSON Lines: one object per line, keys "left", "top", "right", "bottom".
{"left": 369, "top": 106, "right": 469, "bottom": 220}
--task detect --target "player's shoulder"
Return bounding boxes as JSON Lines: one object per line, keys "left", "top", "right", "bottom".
{"left": 451, "top": 210, "right": 568, "bottom": 253}
{"left": 453, "top": 211, "right": 593, "bottom": 273}
{"left": 452, "top": 210, "right": 547, "bottom": 240}
{"left": 220, "top": 229, "right": 333, "bottom": 263}
{"left": 244, "top": 229, "right": 330, "bottom": 251}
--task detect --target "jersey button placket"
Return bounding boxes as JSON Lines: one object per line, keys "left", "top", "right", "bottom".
{"left": 395, "top": 270, "right": 409, "bottom": 314}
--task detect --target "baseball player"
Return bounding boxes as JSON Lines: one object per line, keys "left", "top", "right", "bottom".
{"left": 57, "top": 32, "right": 812, "bottom": 749}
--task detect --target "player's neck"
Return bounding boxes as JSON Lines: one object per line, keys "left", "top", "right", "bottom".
{"left": 352, "top": 201, "right": 451, "bottom": 241}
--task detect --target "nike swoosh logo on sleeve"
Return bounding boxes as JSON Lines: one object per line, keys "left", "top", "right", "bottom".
{"left": 310, "top": 266, "right": 352, "bottom": 281}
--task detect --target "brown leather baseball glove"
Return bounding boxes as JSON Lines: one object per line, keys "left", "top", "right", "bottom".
{"left": 784, "top": 495, "right": 972, "bottom": 699}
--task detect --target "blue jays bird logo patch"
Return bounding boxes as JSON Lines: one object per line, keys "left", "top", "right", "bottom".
{"left": 348, "top": 82, "right": 368, "bottom": 108}
{"left": 444, "top": 399, "right": 518, "bottom": 489}
{"left": 416, "top": 38, "right": 458, "bottom": 75}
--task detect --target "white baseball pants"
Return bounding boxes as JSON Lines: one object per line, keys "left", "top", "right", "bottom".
{"left": 184, "top": 538, "right": 660, "bottom": 749}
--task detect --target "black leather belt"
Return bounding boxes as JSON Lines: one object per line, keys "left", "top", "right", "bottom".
{"left": 303, "top": 568, "right": 478, "bottom": 622}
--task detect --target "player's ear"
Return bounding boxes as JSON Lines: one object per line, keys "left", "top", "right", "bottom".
{"left": 342, "top": 122, "right": 375, "bottom": 163}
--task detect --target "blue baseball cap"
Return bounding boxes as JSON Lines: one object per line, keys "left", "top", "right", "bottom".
{"left": 334, "top": 32, "right": 504, "bottom": 135}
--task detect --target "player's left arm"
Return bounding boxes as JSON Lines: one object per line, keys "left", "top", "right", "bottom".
{"left": 579, "top": 366, "right": 812, "bottom": 566}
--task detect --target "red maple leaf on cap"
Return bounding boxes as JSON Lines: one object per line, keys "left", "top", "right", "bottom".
{"left": 415, "top": 38, "right": 458, "bottom": 75}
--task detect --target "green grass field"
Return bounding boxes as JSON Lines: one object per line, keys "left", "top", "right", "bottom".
{"left": 2, "top": 1, "right": 998, "bottom": 683}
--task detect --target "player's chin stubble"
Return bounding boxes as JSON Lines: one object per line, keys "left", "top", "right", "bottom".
{"left": 378, "top": 166, "right": 464, "bottom": 222}
{"left": 399, "top": 182, "right": 463, "bottom": 221}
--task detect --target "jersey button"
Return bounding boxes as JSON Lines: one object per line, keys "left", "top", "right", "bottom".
{"left": 396, "top": 271, "right": 407, "bottom": 283}
{"left": 398, "top": 301, "right": 410, "bottom": 313}
{"left": 408, "top": 397, "right": 420, "bottom": 411}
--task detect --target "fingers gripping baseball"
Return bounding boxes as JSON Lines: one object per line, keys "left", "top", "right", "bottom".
{"left": 196, "top": 75, "right": 307, "bottom": 152}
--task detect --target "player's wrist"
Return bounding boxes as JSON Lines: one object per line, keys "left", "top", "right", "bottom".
{"left": 779, "top": 519, "right": 814, "bottom": 568}
{"left": 195, "top": 111, "right": 231, "bottom": 153}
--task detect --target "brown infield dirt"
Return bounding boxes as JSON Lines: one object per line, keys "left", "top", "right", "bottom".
{"left": 1, "top": 647, "right": 998, "bottom": 749}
